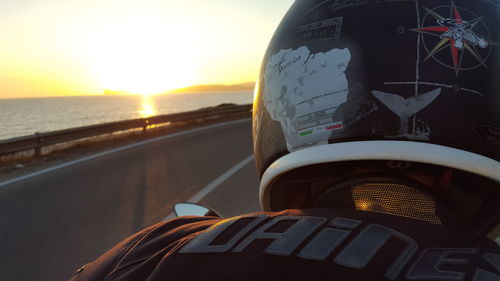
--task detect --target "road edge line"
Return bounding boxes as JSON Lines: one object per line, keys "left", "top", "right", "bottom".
{"left": 163, "top": 155, "right": 254, "bottom": 221}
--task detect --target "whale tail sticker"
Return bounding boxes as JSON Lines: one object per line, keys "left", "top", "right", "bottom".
{"left": 371, "top": 88, "right": 442, "bottom": 136}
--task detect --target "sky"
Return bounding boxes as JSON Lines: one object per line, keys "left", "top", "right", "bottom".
{"left": 0, "top": 0, "right": 295, "bottom": 98}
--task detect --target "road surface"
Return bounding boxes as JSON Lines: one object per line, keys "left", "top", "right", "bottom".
{"left": 0, "top": 119, "right": 260, "bottom": 281}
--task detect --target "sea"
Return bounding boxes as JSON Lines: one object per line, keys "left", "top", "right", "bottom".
{"left": 0, "top": 91, "right": 253, "bottom": 141}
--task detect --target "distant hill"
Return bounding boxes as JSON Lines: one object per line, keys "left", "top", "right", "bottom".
{"left": 168, "top": 82, "right": 255, "bottom": 94}
{"left": 102, "top": 82, "right": 256, "bottom": 96}
{"left": 103, "top": 89, "right": 135, "bottom": 95}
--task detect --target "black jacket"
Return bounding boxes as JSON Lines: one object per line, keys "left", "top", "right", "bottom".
{"left": 71, "top": 209, "right": 500, "bottom": 281}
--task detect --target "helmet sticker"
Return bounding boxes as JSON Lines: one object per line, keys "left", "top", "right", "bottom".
{"left": 297, "top": 17, "right": 343, "bottom": 43}
{"left": 331, "top": 0, "right": 369, "bottom": 14}
{"left": 370, "top": 0, "right": 497, "bottom": 139}
{"left": 264, "top": 47, "right": 352, "bottom": 151}
{"left": 371, "top": 89, "right": 441, "bottom": 139}
{"left": 474, "top": 124, "right": 500, "bottom": 147}
{"left": 376, "top": 0, "right": 414, "bottom": 2}
{"left": 411, "top": 1, "right": 496, "bottom": 76}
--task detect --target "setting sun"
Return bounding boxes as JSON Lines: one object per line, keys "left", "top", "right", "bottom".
{"left": 84, "top": 18, "right": 199, "bottom": 95}
{"left": 139, "top": 95, "right": 157, "bottom": 117}
{"left": 0, "top": 0, "right": 294, "bottom": 99}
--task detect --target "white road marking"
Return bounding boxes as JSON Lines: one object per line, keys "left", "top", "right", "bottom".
{"left": 0, "top": 118, "right": 251, "bottom": 188}
{"left": 163, "top": 155, "right": 255, "bottom": 221}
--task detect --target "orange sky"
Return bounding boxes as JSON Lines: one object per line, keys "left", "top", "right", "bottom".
{"left": 0, "top": 0, "right": 294, "bottom": 98}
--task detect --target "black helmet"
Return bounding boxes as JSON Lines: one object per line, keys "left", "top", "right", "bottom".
{"left": 253, "top": 0, "right": 500, "bottom": 235}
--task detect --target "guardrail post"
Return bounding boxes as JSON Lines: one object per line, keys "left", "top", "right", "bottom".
{"left": 34, "top": 132, "right": 42, "bottom": 157}
{"left": 143, "top": 120, "right": 149, "bottom": 133}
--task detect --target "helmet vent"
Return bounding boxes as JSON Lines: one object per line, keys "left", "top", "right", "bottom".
{"left": 351, "top": 183, "right": 442, "bottom": 225}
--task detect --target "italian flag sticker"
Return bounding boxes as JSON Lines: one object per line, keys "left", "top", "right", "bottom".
{"left": 299, "top": 121, "right": 344, "bottom": 137}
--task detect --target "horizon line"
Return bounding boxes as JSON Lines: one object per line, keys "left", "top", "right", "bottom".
{"left": 0, "top": 81, "right": 257, "bottom": 100}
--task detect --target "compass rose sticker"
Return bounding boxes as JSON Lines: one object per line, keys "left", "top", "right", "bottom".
{"left": 412, "top": 1, "right": 496, "bottom": 76}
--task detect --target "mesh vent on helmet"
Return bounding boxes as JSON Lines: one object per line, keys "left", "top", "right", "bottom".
{"left": 351, "top": 183, "right": 442, "bottom": 224}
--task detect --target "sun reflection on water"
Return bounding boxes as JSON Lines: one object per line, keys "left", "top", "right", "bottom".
{"left": 139, "top": 95, "right": 157, "bottom": 118}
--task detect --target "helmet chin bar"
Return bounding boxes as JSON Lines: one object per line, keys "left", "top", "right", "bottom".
{"left": 260, "top": 141, "right": 500, "bottom": 212}
{"left": 260, "top": 141, "right": 500, "bottom": 235}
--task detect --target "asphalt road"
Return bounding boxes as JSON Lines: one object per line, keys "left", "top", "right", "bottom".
{"left": 0, "top": 119, "right": 260, "bottom": 281}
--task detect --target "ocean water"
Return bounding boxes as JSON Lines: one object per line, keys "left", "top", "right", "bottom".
{"left": 0, "top": 91, "right": 253, "bottom": 141}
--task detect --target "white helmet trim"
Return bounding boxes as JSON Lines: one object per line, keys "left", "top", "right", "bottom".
{"left": 260, "top": 140, "right": 500, "bottom": 211}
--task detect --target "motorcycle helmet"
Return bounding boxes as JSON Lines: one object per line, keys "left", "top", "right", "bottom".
{"left": 253, "top": 0, "right": 500, "bottom": 236}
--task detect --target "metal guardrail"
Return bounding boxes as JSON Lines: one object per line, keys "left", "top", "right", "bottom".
{"left": 0, "top": 104, "right": 252, "bottom": 157}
